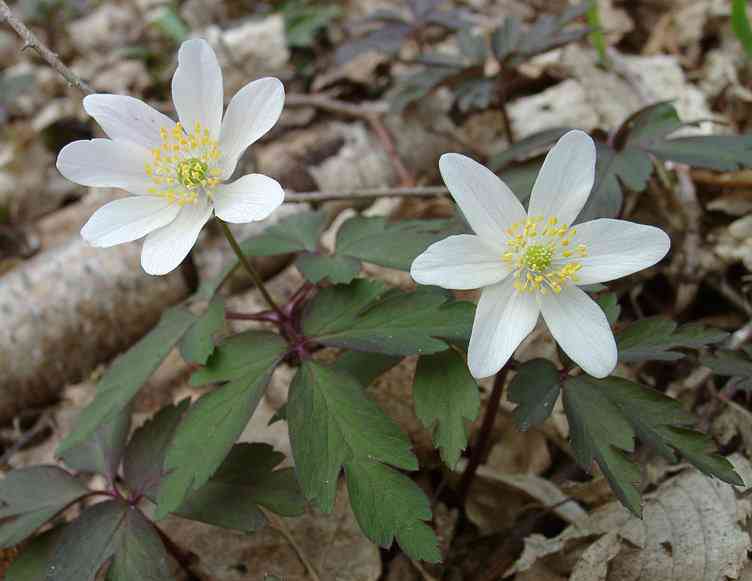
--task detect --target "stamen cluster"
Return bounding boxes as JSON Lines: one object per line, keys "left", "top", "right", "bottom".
{"left": 502, "top": 215, "right": 588, "bottom": 294}
{"left": 145, "top": 121, "right": 221, "bottom": 205}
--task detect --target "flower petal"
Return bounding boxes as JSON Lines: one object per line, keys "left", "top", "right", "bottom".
{"left": 567, "top": 218, "right": 671, "bottom": 285}
{"left": 410, "top": 235, "right": 508, "bottom": 290}
{"left": 213, "top": 173, "right": 284, "bottom": 223}
{"left": 439, "top": 153, "right": 527, "bottom": 243}
{"left": 83, "top": 94, "right": 175, "bottom": 149}
{"left": 56, "top": 139, "right": 152, "bottom": 193}
{"left": 81, "top": 196, "right": 180, "bottom": 247}
{"left": 218, "top": 77, "right": 285, "bottom": 179}
{"left": 171, "top": 39, "right": 223, "bottom": 140}
{"left": 141, "top": 200, "right": 213, "bottom": 275}
{"left": 468, "top": 278, "right": 539, "bottom": 379}
{"left": 528, "top": 130, "right": 595, "bottom": 226}
{"left": 539, "top": 285, "right": 616, "bottom": 378}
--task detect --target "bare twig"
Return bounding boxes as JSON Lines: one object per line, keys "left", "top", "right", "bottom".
{"left": 673, "top": 165, "right": 703, "bottom": 313}
{"left": 260, "top": 507, "right": 322, "bottom": 581}
{"left": 285, "top": 186, "right": 447, "bottom": 204}
{"left": 0, "top": 0, "right": 94, "bottom": 95}
{"left": 286, "top": 93, "right": 389, "bottom": 117}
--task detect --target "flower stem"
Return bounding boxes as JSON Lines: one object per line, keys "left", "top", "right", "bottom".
{"left": 218, "top": 220, "right": 284, "bottom": 318}
{"left": 456, "top": 366, "right": 511, "bottom": 504}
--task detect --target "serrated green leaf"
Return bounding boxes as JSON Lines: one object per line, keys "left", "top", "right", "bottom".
{"left": 175, "top": 443, "right": 305, "bottom": 532}
{"left": 156, "top": 332, "right": 286, "bottom": 518}
{"left": 60, "top": 406, "right": 131, "bottom": 480}
{"left": 304, "top": 282, "right": 474, "bottom": 356}
{"left": 284, "top": 1, "right": 341, "bottom": 48}
{"left": 617, "top": 318, "right": 728, "bottom": 362}
{"left": 648, "top": 135, "right": 752, "bottom": 171}
{"left": 508, "top": 358, "right": 561, "bottom": 432}
{"left": 413, "top": 350, "right": 480, "bottom": 469}
{"left": 335, "top": 216, "right": 461, "bottom": 271}
{"left": 595, "top": 292, "right": 620, "bottom": 326}
{"left": 295, "top": 252, "right": 361, "bottom": 284}
{"left": 58, "top": 306, "right": 198, "bottom": 455}
{"left": 563, "top": 375, "right": 742, "bottom": 516}
{"left": 562, "top": 377, "right": 641, "bottom": 514}
{"left": 287, "top": 362, "right": 417, "bottom": 513}
{"left": 123, "top": 400, "right": 190, "bottom": 498}
{"left": 702, "top": 350, "right": 752, "bottom": 377}
{"left": 0, "top": 467, "right": 88, "bottom": 549}
{"left": 179, "top": 297, "right": 225, "bottom": 364}
{"left": 47, "top": 500, "right": 125, "bottom": 581}
{"left": 732, "top": 0, "right": 752, "bottom": 58}
{"left": 107, "top": 508, "right": 172, "bottom": 581}
{"left": 5, "top": 528, "right": 60, "bottom": 581}
{"left": 345, "top": 460, "right": 440, "bottom": 562}
{"left": 333, "top": 350, "right": 402, "bottom": 387}
{"left": 242, "top": 211, "right": 326, "bottom": 256}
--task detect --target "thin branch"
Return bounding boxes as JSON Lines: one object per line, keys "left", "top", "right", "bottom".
{"left": 0, "top": 0, "right": 94, "bottom": 95}
{"left": 260, "top": 507, "right": 322, "bottom": 581}
{"left": 284, "top": 186, "right": 447, "bottom": 203}
{"left": 286, "top": 93, "right": 389, "bottom": 117}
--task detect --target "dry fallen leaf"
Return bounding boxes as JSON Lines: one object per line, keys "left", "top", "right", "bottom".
{"left": 511, "top": 455, "right": 752, "bottom": 581}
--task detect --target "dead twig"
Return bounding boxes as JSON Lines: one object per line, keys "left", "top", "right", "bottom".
{"left": 0, "top": 0, "right": 94, "bottom": 95}
{"left": 260, "top": 507, "right": 322, "bottom": 581}
{"left": 284, "top": 186, "right": 447, "bottom": 203}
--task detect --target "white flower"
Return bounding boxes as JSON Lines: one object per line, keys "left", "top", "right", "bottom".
{"left": 56, "top": 39, "right": 285, "bottom": 275}
{"left": 411, "top": 130, "right": 670, "bottom": 379}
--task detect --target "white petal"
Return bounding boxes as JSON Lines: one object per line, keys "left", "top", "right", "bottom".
{"left": 468, "top": 278, "right": 539, "bottom": 379}
{"left": 213, "top": 173, "right": 284, "bottom": 223}
{"left": 219, "top": 77, "right": 285, "bottom": 179}
{"left": 539, "top": 285, "right": 616, "bottom": 378}
{"left": 83, "top": 94, "right": 175, "bottom": 149}
{"left": 528, "top": 130, "right": 596, "bottom": 226}
{"left": 439, "top": 153, "right": 527, "bottom": 242}
{"left": 410, "top": 235, "right": 508, "bottom": 290}
{"left": 172, "top": 39, "right": 223, "bottom": 140}
{"left": 567, "top": 219, "right": 671, "bottom": 285}
{"left": 81, "top": 196, "right": 180, "bottom": 247}
{"left": 141, "top": 200, "right": 213, "bottom": 275}
{"left": 56, "top": 139, "right": 152, "bottom": 193}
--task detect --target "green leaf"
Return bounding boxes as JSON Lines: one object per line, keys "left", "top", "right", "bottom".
{"left": 563, "top": 377, "right": 644, "bottom": 515}
{"left": 335, "top": 216, "right": 461, "bottom": 271}
{"left": 5, "top": 528, "right": 60, "bottom": 581}
{"left": 303, "top": 281, "right": 474, "bottom": 356}
{"left": 287, "top": 361, "right": 417, "bottom": 513}
{"left": 617, "top": 318, "right": 728, "bottom": 362}
{"left": 732, "top": 0, "right": 752, "bottom": 58}
{"left": 156, "top": 332, "right": 286, "bottom": 518}
{"left": 49, "top": 500, "right": 171, "bottom": 581}
{"left": 413, "top": 349, "right": 480, "bottom": 469}
{"left": 563, "top": 376, "right": 742, "bottom": 516}
{"left": 60, "top": 406, "right": 131, "bottom": 480}
{"left": 346, "top": 460, "right": 440, "bottom": 562}
{"left": 702, "top": 350, "right": 752, "bottom": 378}
{"left": 508, "top": 359, "right": 561, "bottom": 432}
{"left": 175, "top": 443, "right": 305, "bottom": 532}
{"left": 179, "top": 297, "right": 225, "bottom": 365}
{"left": 242, "top": 211, "right": 326, "bottom": 256}
{"left": 0, "top": 467, "right": 88, "bottom": 549}
{"left": 333, "top": 350, "right": 402, "bottom": 387}
{"left": 295, "top": 252, "right": 361, "bottom": 284}
{"left": 284, "top": 1, "right": 341, "bottom": 48}
{"left": 488, "top": 127, "right": 570, "bottom": 171}
{"left": 586, "top": 0, "right": 609, "bottom": 66}
{"left": 595, "top": 292, "right": 620, "bottom": 326}
{"left": 151, "top": 4, "right": 189, "bottom": 44}
{"left": 58, "top": 306, "right": 198, "bottom": 455}
{"left": 106, "top": 508, "right": 173, "bottom": 581}
{"left": 123, "top": 400, "right": 190, "bottom": 498}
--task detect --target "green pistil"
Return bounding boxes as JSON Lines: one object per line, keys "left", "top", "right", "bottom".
{"left": 177, "top": 158, "right": 208, "bottom": 189}
{"left": 523, "top": 244, "right": 554, "bottom": 272}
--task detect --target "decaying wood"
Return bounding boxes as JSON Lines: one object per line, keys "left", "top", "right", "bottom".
{"left": 0, "top": 237, "right": 189, "bottom": 423}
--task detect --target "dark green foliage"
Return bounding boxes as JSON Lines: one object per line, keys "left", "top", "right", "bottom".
{"left": 282, "top": 0, "right": 341, "bottom": 48}
{"left": 60, "top": 407, "right": 130, "bottom": 481}
{"left": 563, "top": 376, "right": 742, "bottom": 516}
{"left": 295, "top": 252, "right": 362, "bottom": 284}
{"left": 508, "top": 359, "right": 561, "bottom": 432}
{"left": 287, "top": 362, "right": 439, "bottom": 560}
{"left": 702, "top": 346, "right": 752, "bottom": 391}
{"left": 179, "top": 297, "right": 225, "bottom": 365}
{"left": 617, "top": 318, "right": 727, "bottom": 362}
{"left": 413, "top": 349, "right": 479, "bottom": 469}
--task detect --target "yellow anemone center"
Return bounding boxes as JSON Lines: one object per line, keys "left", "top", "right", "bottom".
{"left": 145, "top": 121, "right": 222, "bottom": 206}
{"left": 502, "top": 215, "right": 588, "bottom": 295}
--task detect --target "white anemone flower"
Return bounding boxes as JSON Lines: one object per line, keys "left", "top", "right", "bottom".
{"left": 411, "top": 130, "right": 670, "bottom": 379}
{"left": 57, "top": 39, "right": 285, "bottom": 275}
